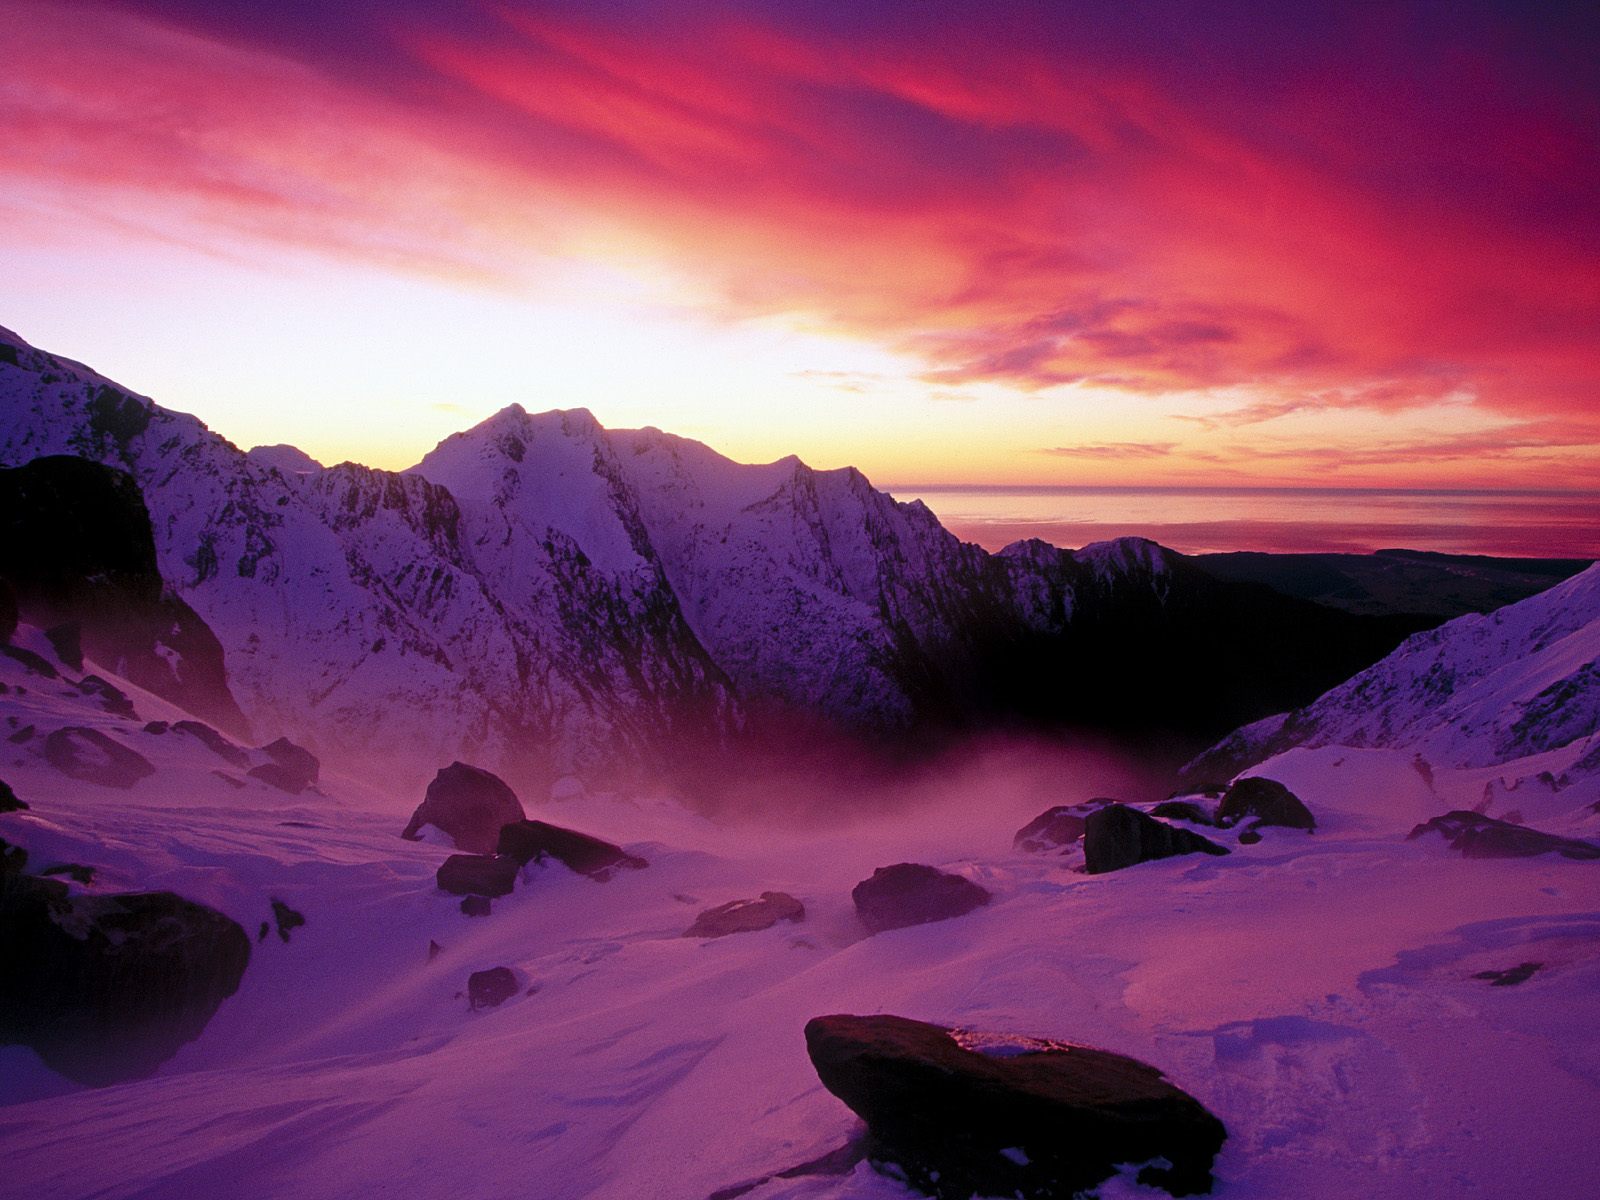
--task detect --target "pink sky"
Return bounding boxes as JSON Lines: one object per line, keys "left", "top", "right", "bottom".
{"left": 2, "top": 0, "right": 1597, "bottom": 488}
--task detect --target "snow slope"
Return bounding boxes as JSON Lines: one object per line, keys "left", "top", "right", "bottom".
{"left": 2, "top": 615, "right": 1598, "bottom": 1200}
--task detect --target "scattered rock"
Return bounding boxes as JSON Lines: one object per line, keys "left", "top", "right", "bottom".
{"left": 428, "top": 939, "right": 443, "bottom": 961}
{"left": 46, "top": 622, "right": 83, "bottom": 670}
{"left": 43, "top": 726, "right": 156, "bottom": 788}
{"left": 1216, "top": 777, "right": 1315, "bottom": 831}
{"left": 257, "top": 921, "right": 270, "bottom": 942}
{"left": 708, "top": 1137, "right": 868, "bottom": 1200}
{"left": 0, "top": 776, "right": 26, "bottom": 812}
{"left": 1013, "top": 805, "right": 1094, "bottom": 852}
{"left": 685, "top": 892, "right": 805, "bottom": 938}
{"left": 468, "top": 966, "right": 518, "bottom": 1010}
{"left": 77, "top": 674, "right": 135, "bottom": 718}
{"left": 144, "top": 720, "right": 170, "bottom": 735}
{"left": 269, "top": 899, "right": 305, "bottom": 943}
{"left": 8, "top": 724, "right": 34, "bottom": 744}
{"left": 1083, "top": 804, "right": 1230, "bottom": 875}
{"left": 1, "top": 836, "right": 25, "bottom": 874}
{"left": 497, "top": 820, "right": 647, "bottom": 880}
{"left": 39, "top": 863, "right": 95, "bottom": 885}
{"left": 0, "top": 873, "right": 250, "bottom": 1085}
{"left": 851, "top": 864, "right": 991, "bottom": 934}
{"left": 436, "top": 853, "right": 519, "bottom": 897}
{"left": 401, "top": 762, "right": 526, "bottom": 855}
{"left": 1474, "top": 961, "right": 1541, "bottom": 987}
{"left": 460, "top": 895, "right": 492, "bottom": 917}
{"left": 1407, "top": 811, "right": 1600, "bottom": 860}
{"left": 173, "top": 720, "right": 251, "bottom": 768}
{"left": 1150, "top": 799, "right": 1215, "bottom": 825}
{"left": 1238, "top": 829, "right": 1262, "bottom": 845}
{"left": 258, "top": 737, "right": 319, "bottom": 790}
{"left": 247, "top": 763, "right": 311, "bottom": 794}
{"left": 212, "top": 770, "right": 247, "bottom": 790}
{"left": 804, "top": 1013, "right": 1227, "bottom": 1199}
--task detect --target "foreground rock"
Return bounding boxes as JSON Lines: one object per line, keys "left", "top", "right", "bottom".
{"left": 852, "top": 864, "right": 991, "bottom": 934}
{"left": 0, "top": 873, "right": 250, "bottom": 1085}
{"left": 684, "top": 892, "right": 805, "bottom": 938}
{"left": 0, "top": 776, "right": 26, "bottom": 812}
{"left": 1407, "top": 811, "right": 1600, "bottom": 860}
{"left": 1216, "top": 777, "right": 1315, "bottom": 831}
{"left": 402, "top": 762, "right": 526, "bottom": 855}
{"left": 1012, "top": 802, "right": 1108, "bottom": 852}
{"left": 804, "top": 1014, "right": 1226, "bottom": 1198}
{"left": 468, "top": 966, "right": 518, "bottom": 1010}
{"left": 497, "top": 819, "right": 647, "bottom": 879}
{"left": 1083, "top": 804, "right": 1229, "bottom": 875}
{"left": 436, "top": 853, "right": 519, "bottom": 897}
{"left": 43, "top": 726, "right": 156, "bottom": 788}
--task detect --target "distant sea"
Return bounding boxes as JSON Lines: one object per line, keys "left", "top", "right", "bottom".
{"left": 890, "top": 487, "right": 1600, "bottom": 559}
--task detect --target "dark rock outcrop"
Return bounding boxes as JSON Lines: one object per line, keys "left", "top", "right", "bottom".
{"left": 1216, "top": 777, "right": 1315, "bottom": 831}
{"left": 1407, "top": 811, "right": 1600, "bottom": 860}
{"left": 436, "top": 853, "right": 519, "bottom": 897}
{"left": 684, "top": 891, "right": 805, "bottom": 938}
{"left": 804, "top": 1013, "right": 1227, "bottom": 1198}
{"left": 1083, "top": 804, "right": 1229, "bottom": 875}
{"left": 468, "top": 966, "right": 518, "bottom": 1010}
{"left": 402, "top": 762, "right": 526, "bottom": 855}
{"left": 173, "top": 720, "right": 251, "bottom": 768}
{"left": 256, "top": 737, "right": 319, "bottom": 792}
{"left": 269, "top": 899, "right": 305, "bottom": 943}
{"left": 43, "top": 726, "right": 156, "bottom": 788}
{"left": 0, "top": 776, "right": 26, "bottom": 812}
{"left": 496, "top": 819, "right": 646, "bottom": 880}
{"left": 851, "top": 864, "right": 991, "bottom": 934}
{"left": 0, "top": 873, "right": 250, "bottom": 1085}
{"left": 460, "top": 895, "right": 492, "bottom": 917}
{"left": 1, "top": 836, "right": 25, "bottom": 874}
{"left": 1012, "top": 803, "right": 1104, "bottom": 853}
{"left": 1150, "top": 800, "right": 1215, "bottom": 825}
{"left": 0, "top": 455, "right": 248, "bottom": 736}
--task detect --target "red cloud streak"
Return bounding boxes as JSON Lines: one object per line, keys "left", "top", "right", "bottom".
{"left": 5, "top": 1, "right": 1599, "bottom": 448}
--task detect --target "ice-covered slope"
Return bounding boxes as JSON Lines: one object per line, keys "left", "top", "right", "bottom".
{"left": 1189, "top": 563, "right": 1600, "bottom": 808}
{"left": 3, "top": 616, "right": 1598, "bottom": 1199}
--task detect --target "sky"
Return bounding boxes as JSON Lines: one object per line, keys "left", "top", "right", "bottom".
{"left": 2, "top": 0, "right": 1598, "bottom": 488}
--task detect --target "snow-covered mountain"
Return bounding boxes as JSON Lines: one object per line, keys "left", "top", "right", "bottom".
{"left": 0, "top": 324, "right": 1429, "bottom": 792}
{"left": 1188, "top": 562, "right": 1600, "bottom": 815}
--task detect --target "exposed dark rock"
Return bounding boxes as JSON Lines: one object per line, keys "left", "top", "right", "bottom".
{"left": 468, "top": 966, "right": 518, "bottom": 1010}
{"left": 1012, "top": 804, "right": 1100, "bottom": 852}
{"left": 428, "top": 939, "right": 444, "bottom": 961}
{"left": 257, "top": 921, "right": 270, "bottom": 942}
{"left": 39, "top": 863, "right": 95, "bottom": 885}
{"left": 685, "top": 891, "right": 805, "bottom": 938}
{"left": 436, "top": 853, "right": 519, "bottom": 897}
{"left": 212, "top": 770, "right": 246, "bottom": 790}
{"left": 1407, "top": 811, "right": 1600, "bottom": 860}
{"left": 2, "top": 643, "right": 58, "bottom": 678}
{"left": 707, "top": 1137, "right": 868, "bottom": 1200}
{"left": 401, "top": 762, "right": 526, "bottom": 855}
{"left": 1083, "top": 804, "right": 1229, "bottom": 875}
{"left": 497, "top": 819, "right": 647, "bottom": 880}
{"left": 258, "top": 737, "right": 319, "bottom": 790}
{"left": 77, "top": 674, "right": 136, "bottom": 718}
{"left": 144, "top": 720, "right": 170, "bottom": 734}
{"left": 269, "top": 899, "right": 305, "bottom": 943}
{"left": 1, "top": 837, "right": 25, "bottom": 874}
{"left": 46, "top": 622, "right": 83, "bottom": 670}
{"left": 173, "top": 720, "right": 251, "bottom": 768}
{"left": 804, "top": 1013, "right": 1226, "bottom": 1199}
{"left": 247, "top": 763, "right": 311, "bottom": 794}
{"left": 8, "top": 724, "right": 34, "bottom": 744}
{"left": 0, "top": 776, "right": 26, "bottom": 812}
{"left": 1216, "top": 777, "right": 1315, "bottom": 831}
{"left": 43, "top": 726, "right": 156, "bottom": 788}
{"left": 1238, "top": 829, "right": 1262, "bottom": 845}
{"left": 1474, "top": 962, "right": 1542, "bottom": 987}
{"left": 460, "top": 895, "right": 492, "bottom": 917}
{"left": 0, "top": 456, "right": 249, "bottom": 736}
{"left": 0, "top": 873, "right": 250, "bottom": 1085}
{"left": 1150, "top": 800, "right": 1216, "bottom": 825}
{"left": 852, "top": 864, "right": 991, "bottom": 934}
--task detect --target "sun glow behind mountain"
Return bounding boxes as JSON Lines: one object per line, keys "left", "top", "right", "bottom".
{"left": 2, "top": 1, "right": 1597, "bottom": 494}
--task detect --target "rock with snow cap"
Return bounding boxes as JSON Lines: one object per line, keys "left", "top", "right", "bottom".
{"left": 1215, "top": 776, "right": 1315, "bottom": 832}
{"left": 684, "top": 891, "right": 805, "bottom": 938}
{"left": 804, "top": 1013, "right": 1226, "bottom": 1198}
{"left": 1407, "top": 811, "right": 1600, "bottom": 860}
{"left": 1083, "top": 804, "right": 1229, "bottom": 874}
{"left": 496, "top": 819, "right": 646, "bottom": 880}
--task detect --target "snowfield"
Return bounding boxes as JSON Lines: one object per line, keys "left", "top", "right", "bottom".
{"left": 3, "top": 611, "right": 1598, "bottom": 1200}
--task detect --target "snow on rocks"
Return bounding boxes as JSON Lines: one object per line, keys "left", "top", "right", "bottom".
{"left": 1215, "top": 777, "right": 1316, "bottom": 832}
{"left": 435, "top": 853, "right": 519, "bottom": 898}
{"left": 804, "top": 1013, "right": 1227, "bottom": 1199}
{"left": 1406, "top": 811, "right": 1600, "bottom": 860}
{"left": 496, "top": 818, "right": 647, "bottom": 880}
{"left": 684, "top": 891, "right": 805, "bottom": 939}
{"left": 1083, "top": 803, "right": 1230, "bottom": 874}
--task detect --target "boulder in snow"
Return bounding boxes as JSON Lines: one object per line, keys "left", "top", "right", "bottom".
{"left": 1216, "top": 777, "right": 1315, "bottom": 831}
{"left": 804, "top": 1013, "right": 1226, "bottom": 1198}
{"left": 1150, "top": 799, "right": 1215, "bottom": 825}
{"left": 496, "top": 819, "right": 646, "bottom": 880}
{"left": 43, "top": 726, "right": 155, "bottom": 789}
{"left": 0, "top": 775, "right": 26, "bottom": 813}
{"left": 1083, "top": 804, "right": 1229, "bottom": 875}
{"left": 684, "top": 891, "right": 805, "bottom": 938}
{"left": 401, "top": 762, "right": 526, "bottom": 855}
{"left": 254, "top": 736, "right": 319, "bottom": 792}
{"left": 435, "top": 853, "right": 519, "bottom": 897}
{"left": 0, "top": 873, "right": 250, "bottom": 1085}
{"left": 851, "top": 863, "right": 991, "bottom": 934}
{"left": 1013, "top": 803, "right": 1103, "bottom": 852}
{"left": 1407, "top": 811, "right": 1600, "bottom": 860}
{"left": 468, "top": 966, "right": 518, "bottom": 1010}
